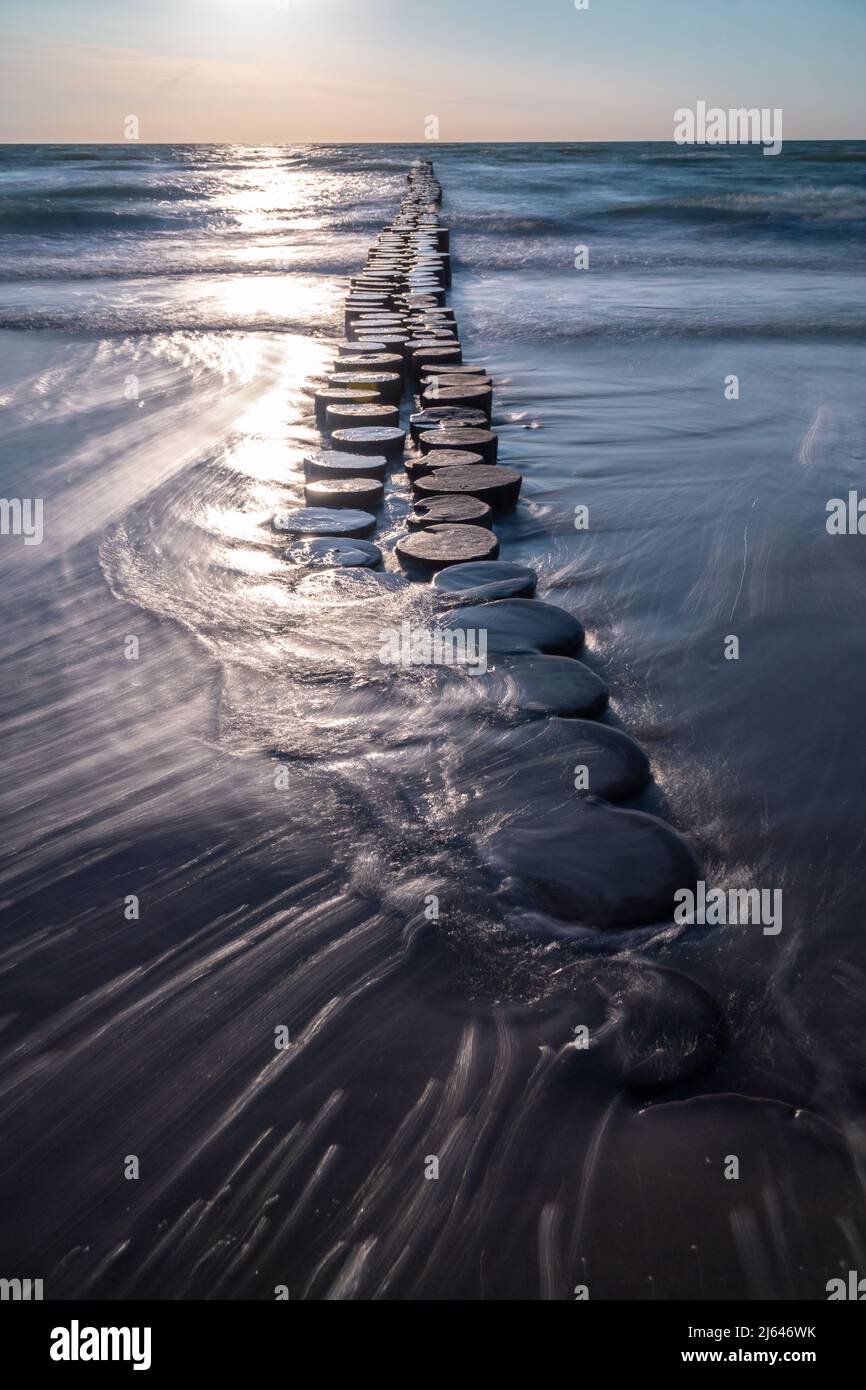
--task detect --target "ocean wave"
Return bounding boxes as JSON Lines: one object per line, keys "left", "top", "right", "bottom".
{"left": 0, "top": 254, "right": 361, "bottom": 281}
{"left": 638, "top": 143, "right": 866, "bottom": 165}
{"left": 453, "top": 213, "right": 575, "bottom": 236}
{"left": 0, "top": 307, "right": 327, "bottom": 335}
{"left": 0, "top": 202, "right": 202, "bottom": 233}
{"left": 0, "top": 202, "right": 391, "bottom": 238}
{"left": 604, "top": 189, "right": 866, "bottom": 226}
{"left": 453, "top": 307, "right": 866, "bottom": 344}
{"left": 447, "top": 194, "right": 866, "bottom": 243}
{"left": 20, "top": 182, "right": 212, "bottom": 202}
{"left": 449, "top": 238, "right": 866, "bottom": 275}
{"left": 801, "top": 148, "right": 866, "bottom": 163}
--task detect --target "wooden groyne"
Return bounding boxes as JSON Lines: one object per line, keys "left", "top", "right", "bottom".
{"left": 274, "top": 157, "right": 520, "bottom": 572}
{"left": 275, "top": 160, "right": 706, "bottom": 962}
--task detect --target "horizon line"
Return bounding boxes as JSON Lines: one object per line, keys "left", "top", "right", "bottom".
{"left": 2, "top": 137, "right": 865, "bottom": 147}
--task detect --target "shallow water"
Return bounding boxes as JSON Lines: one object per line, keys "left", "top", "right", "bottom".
{"left": 1, "top": 142, "right": 866, "bottom": 1300}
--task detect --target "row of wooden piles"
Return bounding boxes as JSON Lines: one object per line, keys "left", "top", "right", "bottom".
{"left": 275, "top": 158, "right": 522, "bottom": 576}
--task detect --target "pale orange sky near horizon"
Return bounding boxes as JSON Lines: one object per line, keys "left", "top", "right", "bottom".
{"left": 2, "top": 0, "right": 864, "bottom": 143}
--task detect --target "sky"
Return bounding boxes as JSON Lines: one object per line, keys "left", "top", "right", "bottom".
{"left": 1, "top": 0, "right": 864, "bottom": 143}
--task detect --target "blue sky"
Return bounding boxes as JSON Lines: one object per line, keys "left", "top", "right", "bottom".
{"left": 2, "top": 0, "right": 864, "bottom": 142}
